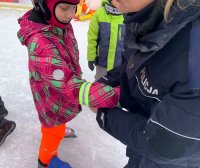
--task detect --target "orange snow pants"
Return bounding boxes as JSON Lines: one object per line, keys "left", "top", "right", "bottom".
{"left": 39, "top": 124, "right": 66, "bottom": 165}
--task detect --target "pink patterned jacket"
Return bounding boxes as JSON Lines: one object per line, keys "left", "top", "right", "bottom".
{"left": 17, "top": 10, "right": 120, "bottom": 128}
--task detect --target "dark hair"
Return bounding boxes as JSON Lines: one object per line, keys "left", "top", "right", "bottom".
{"left": 31, "top": 0, "right": 51, "bottom": 20}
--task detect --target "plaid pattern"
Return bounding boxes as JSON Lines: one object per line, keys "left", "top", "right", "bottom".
{"left": 79, "top": 82, "right": 120, "bottom": 108}
{"left": 17, "top": 10, "right": 120, "bottom": 127}
{"left": 89, "top": 83, "right": 120, "bottom": 107}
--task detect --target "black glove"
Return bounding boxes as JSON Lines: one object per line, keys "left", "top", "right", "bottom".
{"left": 88, "top": 61, "right": 95, "bottom": 71}
{"left": 96, "top": 108, "right": 119, "bottom": 140}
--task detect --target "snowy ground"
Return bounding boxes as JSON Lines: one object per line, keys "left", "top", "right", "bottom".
{"left": 0, "top": 9, "right": 127, "bottom": 168}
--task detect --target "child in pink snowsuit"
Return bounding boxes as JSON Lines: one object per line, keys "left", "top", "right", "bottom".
{"left": 17, "top": 0, "right": 120, "bottom": 167}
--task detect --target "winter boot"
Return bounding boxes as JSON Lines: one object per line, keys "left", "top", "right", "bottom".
{"left": 49, "top": 156, "right": 72, "bottom": 168}
{"left": 0, "top": 119, "right": 16, "bottom": 146}
{"left": 0, "top": 97, "right": 8, "bottom": 117}
{"left": 64, "top": 127, "right": 77, "bottom": 138}
{"left": 38, "top": 159, "right": 48, "bottom": 168}
{"left": 0, "top": 109, "right": 8, "bottom": 117}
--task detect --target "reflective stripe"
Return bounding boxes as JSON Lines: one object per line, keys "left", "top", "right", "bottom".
{"left": 79, "top": 82, "right": 86, "bottom": 105}
{"left": 79, "top": 82, "right": 92, "bottom": 106}
{"left": 150, "top": 118, "right": 200, "bottom": 141}
{"left": 85, "top": 82, "right": 92, "bottom": 106}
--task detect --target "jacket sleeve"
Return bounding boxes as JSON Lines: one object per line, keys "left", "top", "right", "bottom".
{"left": 79, "top": 82, "right": 120, "bottom": 108}
{"left": 97, "top": 89, "right": 200, "bottom": 164}
{"left": 28, "top": 40, "right": 120, "bottom": 108}
{"left": 87, "top": 9, "right": 100, "bottom": 62}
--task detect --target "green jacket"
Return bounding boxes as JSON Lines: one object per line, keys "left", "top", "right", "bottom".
{"left": 87, "top": 0, "right": 125, "bottom": 71}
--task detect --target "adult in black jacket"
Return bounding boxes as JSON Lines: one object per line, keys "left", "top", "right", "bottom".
{"left": 94, "top": 0, "right": 200, "bottom": 167}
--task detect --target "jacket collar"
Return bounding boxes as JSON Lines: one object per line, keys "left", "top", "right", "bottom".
{"left": 124, "top": 0, "right": 200, "bottom": 79}
{"left": 125, "top": 1, "right": 200, "bottom": 53}
{"left": 104, "top": 3, "right": 122, "bottom": 15}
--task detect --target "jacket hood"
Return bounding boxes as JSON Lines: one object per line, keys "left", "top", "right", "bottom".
{"left": 17, "top": 10, "right": 49, "bottom": 46}
{"left": 17, "top": 9, "right": 68, "bottom": 46}
{"left": 101, "top": 0, "right": 110, "bottom": 6}
{"left": 101, "top": 0, "right": 121, "bottom": 15}
{"left": 45, "top": 0, "right": 79, "bottom": 29}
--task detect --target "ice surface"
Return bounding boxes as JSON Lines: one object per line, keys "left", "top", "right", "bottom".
{"left": 0, "top": 9, "right": 128, "bottom": 168}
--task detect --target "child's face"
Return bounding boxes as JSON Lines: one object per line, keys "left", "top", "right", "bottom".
{"left": 112, "top": 0, "right": 154, "bottom": 13}
{"left": 55, "top": 3, "right": 77, "bottom": 23}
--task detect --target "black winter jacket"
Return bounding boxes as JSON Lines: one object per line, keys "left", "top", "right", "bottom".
{"left": 97, "top": 1, "right": 200, "bottom": 168}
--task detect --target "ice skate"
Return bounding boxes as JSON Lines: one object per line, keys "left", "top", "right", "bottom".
{"left": 49, "top": 156, "right": 72, "bottom": 168}
{"left": 38, "top": 159, "right": 48, "bottom": 168}
{"left": 64, "top": 127, "right": 77, "bottom": 138}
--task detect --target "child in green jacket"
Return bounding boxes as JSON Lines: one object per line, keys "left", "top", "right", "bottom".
{"left": 87, "top": 0, "right": 124, "bottom": 80}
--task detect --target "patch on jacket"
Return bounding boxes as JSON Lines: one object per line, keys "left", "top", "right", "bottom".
{"left": 135, "top": 66, "right": 161, "bottom": 101}
{"left": 189, "top": 19, "right": 200, "bottom": 89}
{"left": 52, "top": 69, "right": 64, "bottom": 80}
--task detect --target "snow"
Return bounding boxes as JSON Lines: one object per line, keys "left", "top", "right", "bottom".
{"left": 0, "top": 9, "right": 128, "bottom": 168}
